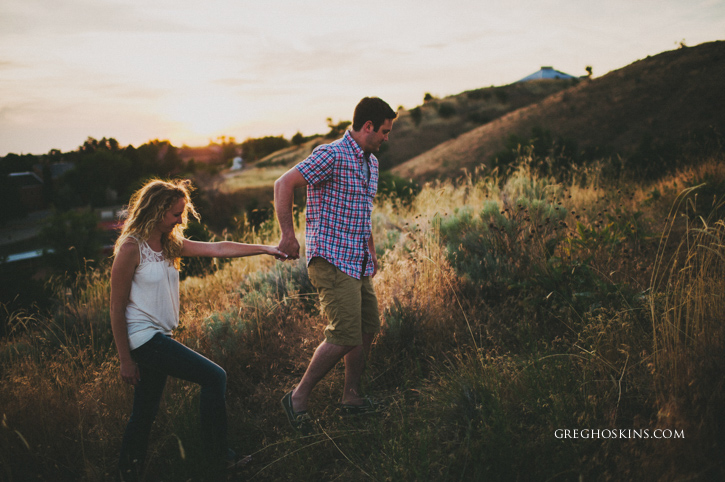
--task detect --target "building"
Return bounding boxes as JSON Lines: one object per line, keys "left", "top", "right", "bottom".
{"left": 8, "top": 172, "right": 45, "bottom": 212}
{"left": 518, "top": 66, "right": 577, "bottom": 82}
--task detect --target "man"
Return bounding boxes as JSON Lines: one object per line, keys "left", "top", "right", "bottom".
{"left": 274, "top": 97, "right": 397, "bottom": 431}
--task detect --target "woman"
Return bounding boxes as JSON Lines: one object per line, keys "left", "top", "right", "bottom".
{"left": 110, "top": 179, "right": 283, "bottom": 480}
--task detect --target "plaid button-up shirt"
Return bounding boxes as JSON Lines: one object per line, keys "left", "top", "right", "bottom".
{"left": 297, "top": 130, "right": 378, "bottom": 279}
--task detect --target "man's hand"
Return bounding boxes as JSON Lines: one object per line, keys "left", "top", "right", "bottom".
{"left": 368, "top": 235, "right": 378, "bottom": 277}
{"left": 278, "top": 234, "right": 300, "bottom": 260}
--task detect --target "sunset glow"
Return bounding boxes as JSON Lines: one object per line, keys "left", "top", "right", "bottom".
{"left": 1, "top": 0, "right": 723, "bottom": 155}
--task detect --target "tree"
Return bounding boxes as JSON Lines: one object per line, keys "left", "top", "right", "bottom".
{"left": 80, "top": 137, "right": 120, "bottom": 153}
{"left": 217, "top": 136, "right": 238, "bottom": 162}
{"left": 438, "top": 102, "right": 456, "bottom": 119}
{"left": 292, "top": 132, "right": 306, "bottom": 146}
{"left": 61, "top": 149, "right": 132, "bottom": 207}
{"left": 41, "top": 209, "right": 103, "bottom": 274}
{"left": 240, "top": 136, "right": 291, "bottom": 161}
{"left": 585, "top": 65, "right": 593, "bottom": 78}
{"left": 0, "top": 174, "right": 26, "bottom": 224}
{"left": 325, "top": 118, "right": 351, "bottom": 139}
{"left": 409, "top": 107, "right": 422, "bottom": 127}
{"left": 0, "top": 152, "right": 37, "bottom": 174}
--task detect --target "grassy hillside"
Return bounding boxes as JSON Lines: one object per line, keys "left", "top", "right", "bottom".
{"left": 218, "top": 79, "right": 574, "bottom": 182}
{"left": 379, "top": 79, "right": 575, "bottom": 170}
{"left": 210, "top": 80, "right": 574, "bottom": 228}
{"left": 1, "top": 150, "right": 724, "bottom": 480}
{"left": 393, "top": 40, "right": 725, "bottom": 181}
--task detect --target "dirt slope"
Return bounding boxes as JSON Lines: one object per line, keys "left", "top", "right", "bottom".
{"left": 378, "top": 79, "right": 574, "bottom": 170}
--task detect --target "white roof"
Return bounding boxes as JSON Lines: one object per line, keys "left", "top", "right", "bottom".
{"left": 518, "top": 66, "right": 576, "bottom": 82}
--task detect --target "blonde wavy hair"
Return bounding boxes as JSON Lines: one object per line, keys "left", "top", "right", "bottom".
{"left": 114, "top": 179, "right": 200, "bottom": 269}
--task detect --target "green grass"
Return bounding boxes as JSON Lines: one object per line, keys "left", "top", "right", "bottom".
{"left": 219, "top": 165, "right": 290, "bottom": 192}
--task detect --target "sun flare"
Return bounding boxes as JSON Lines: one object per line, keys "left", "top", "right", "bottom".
{"left": 163, "top": 90, "right": 242, "bottom": 141}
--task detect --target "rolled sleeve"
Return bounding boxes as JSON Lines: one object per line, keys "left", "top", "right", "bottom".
{"left": 297, "top": 145, "right": 335, "bottom": 186}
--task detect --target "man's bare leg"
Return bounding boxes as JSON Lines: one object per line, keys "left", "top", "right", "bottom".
{"left": 291, "top": 341, "right": 354, "bottom": 412}
{"left": 341, "top": 333, "right": 375, "bottom": 405}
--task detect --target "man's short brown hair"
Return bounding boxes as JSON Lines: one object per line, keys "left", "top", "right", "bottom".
{"left": 352, "top": 97, "right": 397, "bottom": 132}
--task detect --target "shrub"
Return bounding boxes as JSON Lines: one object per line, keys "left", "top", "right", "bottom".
{"left": 325, "top": 118, "right": 352, "bottom": 139}
{"left": 494, "top": 88, "right": 509, "bottom": 103}
{"left": 438, "top": 102, "right": 457, "bottom": 119}
{"left": 40, "top": 209, "right": 104, "bottom": 274}
{"left": 377, "top": 171, "right": 421, "bottom": 207}
{"left": 439, "top": 173, "right": 566, "bottom": 290}
{"left": 683, "top": 170, "right": 725, "bottom": 220}
{"left": 181, "top": 221, "right": 224, "bottom": 279}
{"left": 240, "top": 135, "right": 290, "bottom": 161}
{"left": 409, "top": 106, "right": 422, "bottom": 126}
{"left": 291, "top": 131, "right": 306, "bottom": 146}
{"left": 493, "top": 127, "right": 581, "bottom": 182}
{"left": 467, "top": 111, "right": 492, "bottom": 124}
{"left": 465, "top": 89, "right": 492, "bottom": 100}
{"left": 237, "top": 257, "right": 314, "bottom": 304}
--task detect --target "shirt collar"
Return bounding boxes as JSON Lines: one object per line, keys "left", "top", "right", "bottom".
{"left": 343, "top": 130, "right": 366, "bottom": 160}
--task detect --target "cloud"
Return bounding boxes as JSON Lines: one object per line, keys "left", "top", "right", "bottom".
{"left": 0, "top": 60, "right": 25, "bottom": 70}
{"left": 0, "top": 0, "right": 189, "bottom": 36}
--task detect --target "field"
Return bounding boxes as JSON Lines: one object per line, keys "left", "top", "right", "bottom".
{"left": 2, "top": 150, "right": 724, "bottom": 481}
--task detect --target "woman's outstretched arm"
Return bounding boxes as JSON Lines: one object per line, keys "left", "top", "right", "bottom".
{"left": 181, "top": 239, "right": 286, "bottom": 259}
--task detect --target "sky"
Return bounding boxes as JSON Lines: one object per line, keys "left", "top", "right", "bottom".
{"left": 1, "top": 0, "right": 724, "bottom": 156}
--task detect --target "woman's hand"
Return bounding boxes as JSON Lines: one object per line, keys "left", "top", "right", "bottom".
{"left": 267, "top": 245, "right": 288, "bottom": 260}
{"left": 120, "top": 359, "right": 140, "bottom": 386}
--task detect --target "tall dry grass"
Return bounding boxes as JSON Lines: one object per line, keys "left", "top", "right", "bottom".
{"left": 1, "top": 155, "right": 724, "bottom": 480}
{"left": 643, "top": 184, "right": 725, "bottom": 477}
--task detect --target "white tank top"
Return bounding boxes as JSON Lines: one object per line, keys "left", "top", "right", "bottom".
{"left": 125, "top": 237, "right": 180, "bottom": 350}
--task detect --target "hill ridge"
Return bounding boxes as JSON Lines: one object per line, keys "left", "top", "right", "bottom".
{"left": 392, "top": 40, "right": 725, "bottom": 181}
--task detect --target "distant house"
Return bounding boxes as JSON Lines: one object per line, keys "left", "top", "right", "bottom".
{"left": 178, "top": 145, "right": 224, "bottom": 164}
{"left": 97, "top": 206, "right": 126, "bottom": 255}
{"left": 8, "top": 172, "right": 45, "bottom": 212}
{"left": 44, "top": 162, "right": 75, "bottom": 180}
{"left": 518, "top": 66, "right": 577, "bottom": 82}
{"left": 232, "top": 156, "right": 244, "bottom": 170}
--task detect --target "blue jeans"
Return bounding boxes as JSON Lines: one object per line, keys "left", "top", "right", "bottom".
{"left": 118, "top": 333, "right": 228, "bottom": 480}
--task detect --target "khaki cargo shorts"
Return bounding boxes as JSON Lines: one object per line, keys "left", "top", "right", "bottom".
{"left": 307, "top": 257, "right": 380, "bottom": 346}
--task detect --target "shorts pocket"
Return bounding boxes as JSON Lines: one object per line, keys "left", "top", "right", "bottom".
{"left": 308, "top": 257, "right": 337, "bottom": 290}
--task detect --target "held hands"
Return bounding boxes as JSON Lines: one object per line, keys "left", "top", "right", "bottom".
{"left": 266, "top": 245, "right": 288, "bottom": 261}
{"left": 278, "top": 234, "right": 300, "bottom": 261}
